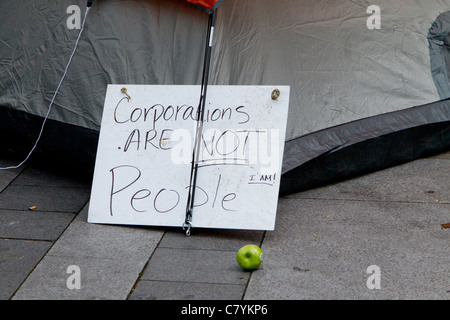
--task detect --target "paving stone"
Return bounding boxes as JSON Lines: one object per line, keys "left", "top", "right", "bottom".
{"left": 243, "top": 198, "right": 449, "bottom": 300}
{"left": 129, "top": 280, "right": 245, "bottom": 300}
{"left": 0, "top": 185, "right": 90, "bottom": 212}
{"left": 3, "top": 151, "right": 449, "bottom": 301}
{"left": 159, "top": 228, "right": 264, "bottom": 251}
{"left": 0, "top": 209, "right": 74, "bottom": 241}
{"left": 0, "top": 239, "right": 52, "bottom": 300}
{"left": 11, "top": 166, "right": 91, "bottom": 188}
{"left": 140, "top": 248, "right": 250, "bottom": 285}
{"left": 12, "top": 203, "right": 165, "bottom": 300}
{"left": 0, "top": 270, "right": 28, "bottom": 300}
{"left": 47, "top": 219, "right": 163, "bottom": 260}
{"left": 0, "top": 159, "right": 25, "bottom": 192}
{"left": 12, "top": 255, "right": 144, "bottom": 300}
{"left": 289, "top": 159, "right": 450, "bottom": 204}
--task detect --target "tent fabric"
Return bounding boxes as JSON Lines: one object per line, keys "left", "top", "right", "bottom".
{"left": 210, "top": 1, "right": 447, "bottom": 141}
{"left": 0, "top": 0, "right": 209, "bottom": 130}
{"left": 282, "top": 98, "right": 450, "bottom": 174}
{"left": 1, "top": 0, "right": 447, "bottom": 136}
{"left": 428, "top": 11, "right": 450, "bottom": 100}
{"left": 0, "top": 0, "right": 449, "bottom": 192}
{"left": 280, "top": 108, "right": 450, "bottom": 195}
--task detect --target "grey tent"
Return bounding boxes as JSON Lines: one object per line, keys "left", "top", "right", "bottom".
{"left": 0, "top": 0, "right": 449, "bottom": 195}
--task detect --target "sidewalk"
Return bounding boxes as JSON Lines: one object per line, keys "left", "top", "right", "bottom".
{"left": 1, "top": 151, "right": 449, "bottom": 300}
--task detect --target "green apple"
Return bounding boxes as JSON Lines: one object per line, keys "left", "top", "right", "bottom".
{"left": 236, "top": 245, "right": 263, "bottom": 270}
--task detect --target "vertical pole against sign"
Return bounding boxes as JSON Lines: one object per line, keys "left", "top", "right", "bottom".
{"left": 184, "top": 10, "right": 217, "bottom": 236}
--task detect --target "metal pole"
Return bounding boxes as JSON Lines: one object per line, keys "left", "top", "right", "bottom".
{"left": 184, "top": 10, "right": 216, "bottom": 236}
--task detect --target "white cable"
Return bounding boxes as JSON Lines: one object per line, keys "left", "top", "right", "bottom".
{"left": 0, "top": 6, "right": 91, "bottom": 170}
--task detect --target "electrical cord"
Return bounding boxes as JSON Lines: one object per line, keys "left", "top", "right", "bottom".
{"left": 0, "top": 6, "right": 91, "bottom": 170}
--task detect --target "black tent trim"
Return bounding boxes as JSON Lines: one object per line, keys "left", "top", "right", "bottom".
{"left": 281, "top": 98, "right": 450, "bottom": 195}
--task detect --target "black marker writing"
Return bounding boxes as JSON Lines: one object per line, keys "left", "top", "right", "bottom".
{"left": 114, "top": 98, "right": 251, "bottom": 127}
{"left": 108, "top": 166, "right": 239, "bottom": 216}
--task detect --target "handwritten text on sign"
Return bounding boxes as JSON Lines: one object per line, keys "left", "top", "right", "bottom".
{"left": 88, "top": 85, "right": 290, "bottom": 230}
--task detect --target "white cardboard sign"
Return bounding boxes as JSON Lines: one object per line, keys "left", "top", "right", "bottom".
{"left": 88, "top": 85, "right": 290, "bottom": 230}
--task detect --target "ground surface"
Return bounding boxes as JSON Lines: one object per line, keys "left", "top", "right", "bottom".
{"left": 1, "top": 151, "right": 448, "bottom": 300}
